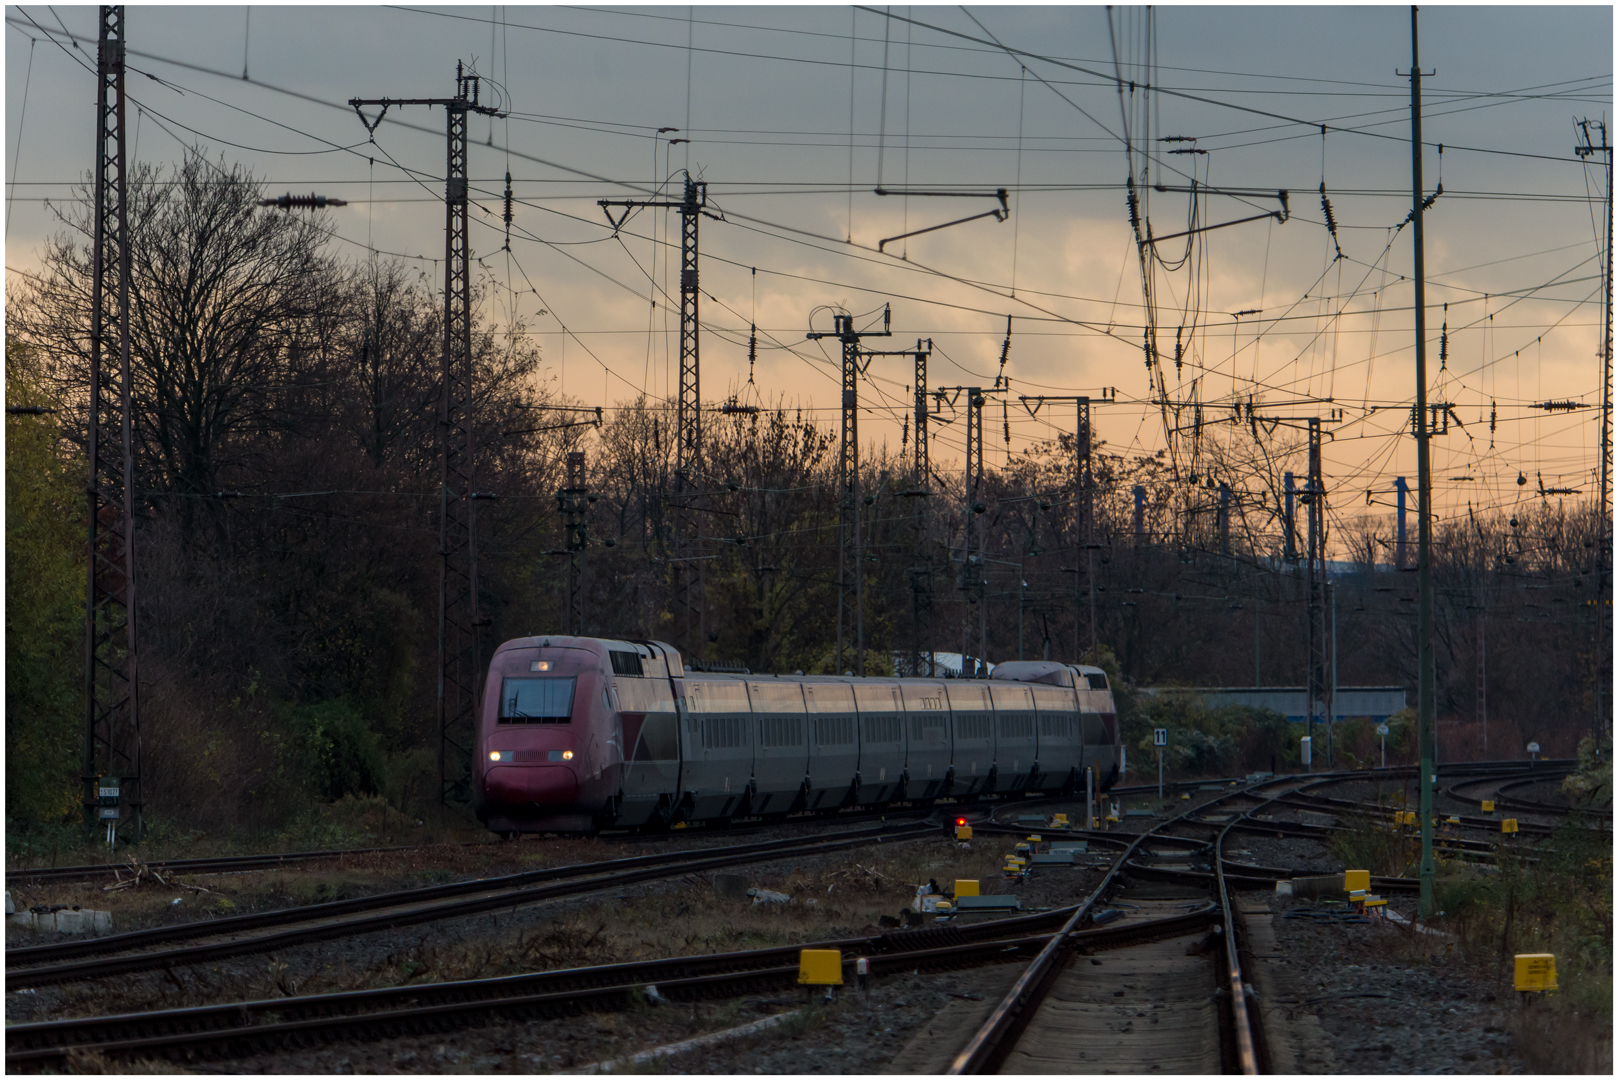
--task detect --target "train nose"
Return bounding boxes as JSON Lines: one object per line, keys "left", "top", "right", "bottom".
{"left": 485, "top": 765, "right": 579, "bottom": 806}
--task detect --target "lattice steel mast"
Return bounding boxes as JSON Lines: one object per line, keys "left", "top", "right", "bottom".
{"left": 350, "top": 63, "right": 502, "bottom": 807}
{"left": 600, "top": 175, "right": 711, "bottom": 653}
{"left": 83, "top": 4, "right": 142, "bottom": 840}
{"left": 808, "top": 308, "right": 891, "bottom": 675}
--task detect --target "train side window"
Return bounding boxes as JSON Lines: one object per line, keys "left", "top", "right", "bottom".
{"left": 610, "top": 650, "right": 645, "bottom": 676}
{"left": 1086, "top": 673, "right": 1109, "bottom": 690}
{"left": 500, "top": 677, "right": 576, "bottom": 724}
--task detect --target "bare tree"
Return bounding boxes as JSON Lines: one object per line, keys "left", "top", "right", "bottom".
{"left": 14, "top": 151, "right": 336, "bottom": 501}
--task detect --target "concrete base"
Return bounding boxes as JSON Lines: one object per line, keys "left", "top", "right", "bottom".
{"left": 8, "top": 908, "right": 113, "bottom": 934}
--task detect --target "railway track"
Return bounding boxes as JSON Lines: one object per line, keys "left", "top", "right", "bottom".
{"left": 4, "top": 889, "right": 1218, "bottom": 1070}
{"left": 938, "top": 774, "right": 1322, "bottom": 1074}
{"left": 6, "top": 774, "right": 1250, "bottom": 886}
{"left": 1443, "top": 771, "right": 1610, "bottom": 824}
{"left": 941, "top": 765, "right": 1493, "bottom": 1075}
{"left": 4, "top": 820, "right": 939, "bottom": 989}
{"left": 7, "top": 761, "right": 1564, "bottom": 1070}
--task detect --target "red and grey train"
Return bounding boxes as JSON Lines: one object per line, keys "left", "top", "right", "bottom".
{"left": 474, "top": 635, "right": 1121, "bottom": 835}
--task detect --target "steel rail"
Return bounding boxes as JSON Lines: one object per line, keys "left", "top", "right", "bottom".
{"left": 942, "top": 775, "right": 1297, "bottom": 1074}
{"left": 6, "top": 821, "right": 931, "bottom": 970}
{"left": 5, "top": 845, "right": 467, "bottom": 883}
{"left": 947, "top": 767, "right": 1407, "bottom": 1075}
{"left": 5, "top": 904, "right": 1219, "bottom": 1070}
{"left": 5, "top": 822, "right": 939, "bottom": 989}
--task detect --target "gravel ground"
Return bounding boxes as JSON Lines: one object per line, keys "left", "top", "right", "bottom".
{"left": 1264, "top": 891, "right": 1526, "bottom": 1073}
{"left": 215, "top": 965, "right": 1027, "bottom": 1074}
{"left": 18, "top": 776, "right": 1557, "bottom": 1074}
{"left": 6, "top": 807, "right": 1106, "bottom": 1028}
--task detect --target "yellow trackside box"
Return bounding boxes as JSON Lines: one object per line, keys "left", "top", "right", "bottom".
{"left": 1502, "top": 818, "right": 1519, "bottom": 834}
{"left": 1481, "top": 800, "right": 1495, "bottom": 812}
{"left": 1052, "top": 813, "right": 1069, "bottom": 827}
{"left": 1344, "top": 869, "right": 1371, "bottom": 893}
{"left": 1514, "top": 953, "right": 1557, "bottom": 992}
{"left": 955, "top": 824, "right": 974, "bottom": 841}
{"left": 955, "top": 879, "right": 980, "bottom": 897}
{"left": 797, "top": 949, "right": 843, "bottom": 986}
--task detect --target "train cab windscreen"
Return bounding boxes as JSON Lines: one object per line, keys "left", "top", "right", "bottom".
{"left": 500, "top": 677, "right": 577, "bottom": 723}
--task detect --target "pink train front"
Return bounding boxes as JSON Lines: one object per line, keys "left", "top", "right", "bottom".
{"left": 474, "top": 636, "right": 1121, "bottom": 835}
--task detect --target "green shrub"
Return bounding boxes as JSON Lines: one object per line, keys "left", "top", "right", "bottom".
{"left": 1122, "top": 692, "right": 1297, "bottom": 777}
{"left": 5, "top": 342, "right": 85, "bottom": 825}
{"left": 281, "top": 698, "right": 388, "bottom": 802}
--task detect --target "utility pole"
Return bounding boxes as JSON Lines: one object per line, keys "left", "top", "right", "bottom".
{"left": 601, "top": 175, "right": 715, "bottom": 655}
{"left": 1303, "top": 417, "right": 1332, "bottom": 768}
{"left": 559, "top": 450, "right": 592, "bottom": 636}
{"left": 83, "top": 4, "right": 142, "bottom": 842}
{"left": 1395, "top": 476, "right": 1410, "bottom": 569}
{"left": 940, "top": 384, "right": 1007, "bottom": 671}
{"left": 1021, "top": 394, "right": 1102, "bottom": 663}
{"left": 1575, "top": 118, "right": 1613, "bottom": 743}
{"left": 1477, "top": 604, "right": 1487, "bottom": 758}
{"left": 807, "top": 308, "right": 891, "bottom": 675}
{"left": 1283, "top": 472, "right": 1298, "bottom": 561}
{"left": 1329, "top": 580, "right": 1338, "bottom": 767}
{"left": 351, "top": 62, "right": 503, "bottom": 809}
{"left": 1403, "top": 5, "right": 1438, "bottom": 917}
{"left": 907, "top": 341, "right": 935, "bottom": 677}
{"left": 874, "top": 338, "right": 934, "bottom": 677}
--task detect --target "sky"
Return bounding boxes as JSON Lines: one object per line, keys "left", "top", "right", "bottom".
{"left": 5, "top": 4, "right": 1613, "bottom": 545}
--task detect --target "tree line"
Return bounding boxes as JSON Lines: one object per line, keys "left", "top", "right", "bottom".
{"left": 6, "top": 151, "right": 1607, "bottom": 834}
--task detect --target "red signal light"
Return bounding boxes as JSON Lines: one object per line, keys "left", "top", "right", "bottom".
{"left": 956, "top": 817, "right": 967, "bottom": 827}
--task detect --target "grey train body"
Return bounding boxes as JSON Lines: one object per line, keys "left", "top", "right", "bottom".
{"left": 475, "top": 636, "right": 1121, "bottom": 834}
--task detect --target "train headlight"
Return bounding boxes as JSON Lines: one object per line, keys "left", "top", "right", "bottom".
{"left": 490, "top": 751, "right": 501, "bottom": 761}
{"left": 562, "top": 750, "right": 574, "bottom": 760}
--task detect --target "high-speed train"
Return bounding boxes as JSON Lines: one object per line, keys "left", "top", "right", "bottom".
{"left": 473, "top": 635, "right": 1121, "bottom": 835}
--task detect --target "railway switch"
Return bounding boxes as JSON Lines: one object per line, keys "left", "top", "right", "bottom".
{"left": 1513, "top": 953, "right": 1557, "bottom": 992}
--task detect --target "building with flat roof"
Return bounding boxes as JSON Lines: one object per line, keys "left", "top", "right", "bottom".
{"left": 1139, "top": 686, "right": 1407, "bottom": 724}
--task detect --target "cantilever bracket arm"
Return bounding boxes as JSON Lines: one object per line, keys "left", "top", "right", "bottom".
{"left": 877, "top": 188, "right": 1009, "bottom": 253}
{"left": 1143, "top": 193, "right": 1289, "bottom": 248}
{"left": 880, "top": 204, "right": 1010, "bottom": 254}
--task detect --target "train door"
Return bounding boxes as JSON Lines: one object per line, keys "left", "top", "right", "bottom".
{"left": 946, "top": 682, "right": 994, "bottom": 797}
{"left": 683, "top": 677, "right": 754, "bottom": 820}
{"left": 1030, "top": 683, "right": 1080, "bottom": 791}
{"left": 750, "top": 680, "right": 809, "bottom": 814}
{"left": 852, "top": 682, "right": 904, "bottom": 805}
{"left": 803, "top": 681, "right": 858, "bottom": 810}
{"left": 989, "top": 682, "right": 1037, "bottom": 792}
{"left": 900, "top": 681, "right": 951, "bottom": 799}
